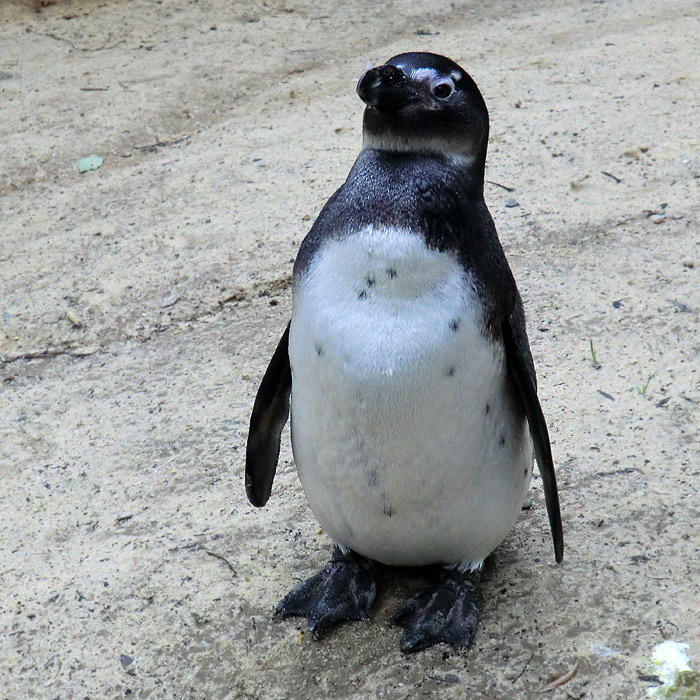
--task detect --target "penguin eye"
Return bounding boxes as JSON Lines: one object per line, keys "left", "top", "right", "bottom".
{"left": 432, "top": 82, "right": 453, "bottom": 99}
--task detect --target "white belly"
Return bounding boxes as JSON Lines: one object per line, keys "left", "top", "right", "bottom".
{"left": 289, "top": 226, "right": 533, "bottom": 568}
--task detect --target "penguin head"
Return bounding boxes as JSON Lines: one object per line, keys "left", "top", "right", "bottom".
{"left": 357, "top": 52, "right": 489, "bottom": 172}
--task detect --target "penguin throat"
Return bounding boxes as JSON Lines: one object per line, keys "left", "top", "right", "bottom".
{"left": 361, "top": 131, "right": 478, "bottom": 167}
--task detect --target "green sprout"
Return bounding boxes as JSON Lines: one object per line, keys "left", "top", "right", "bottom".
{"left": 636, "top": 371, "right": 657, "bottom": 396}
{"left": 588, "top": 340, "right": 601, "bottom": 369}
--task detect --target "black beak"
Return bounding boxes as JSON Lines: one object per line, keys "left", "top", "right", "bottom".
{"left": 356, "top": 64, "right": 409, "bottom": 111}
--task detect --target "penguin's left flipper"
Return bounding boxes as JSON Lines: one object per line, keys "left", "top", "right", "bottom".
{"left": 276, "top": 546, "right": 378, "bottom": 637}
{"left": 502, "top": 315, "right": 564, "bottom": 563}
{"left": 392, "top": 568, "right": 480, "bottom": 653}
{"left": 245, "top": 324, "right": 292, "bottom": 507}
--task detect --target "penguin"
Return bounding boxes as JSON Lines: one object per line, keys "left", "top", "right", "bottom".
{"left": 245, "top": 52, "right": 563, "bottom": 653}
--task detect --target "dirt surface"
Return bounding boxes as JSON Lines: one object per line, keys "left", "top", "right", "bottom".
{"left": 2, "top": 0, "right": 699, "bottom": 697}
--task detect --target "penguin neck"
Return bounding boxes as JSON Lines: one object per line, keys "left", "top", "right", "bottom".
{"left": 360, "top": 136, "right": 475, "bottom": 165}
{"left": 356, "top": 146, "right": 486, "bottom": 198}
{"left": 360, "top": 128, "right": 487, "bottom": 180}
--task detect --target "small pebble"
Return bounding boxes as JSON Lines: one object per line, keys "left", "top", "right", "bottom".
{"left": 160, "top": 292, "right": 180, "bottom": 308}
{"left": 66, "top": 310, "right": 82, "bottom": 327}
{"left": 439, "top": 674, "right": 460, "bottom": 684}
{"left": 505, "top": 197, "right": 520, "bottom": 208}
{"left": 72, "top": 346, "right": 100, "bottom": 356}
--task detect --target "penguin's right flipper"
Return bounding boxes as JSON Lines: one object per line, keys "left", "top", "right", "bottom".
{"left": 276, "top": 546, "right": 378, "bottom": 637}
{"left": 245, "top": 324, "right": 292, "bottom": 507}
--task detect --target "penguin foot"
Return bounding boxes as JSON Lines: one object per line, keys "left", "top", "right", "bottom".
{"left": 276, "top": 546, "right": 377, "bottom": 638}
{"left": 392, "top": 568, "right": 480, "bottom": 653}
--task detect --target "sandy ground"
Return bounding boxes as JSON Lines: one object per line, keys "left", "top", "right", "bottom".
{"left": 1, "top": 0, "right": 699, "bottom": 697}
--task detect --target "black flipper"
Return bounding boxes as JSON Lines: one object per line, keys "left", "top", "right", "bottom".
{"left": 392, "top": 568, "right": 480, "bottom": 653}
{"left": 502, "top": 313, "right": 564, "bottom": 563}
{"left": 245, "top": 324, "right": 292, "bottom": 507}
{"left": 276, "top": 546, "right": 378, "bottom": 637}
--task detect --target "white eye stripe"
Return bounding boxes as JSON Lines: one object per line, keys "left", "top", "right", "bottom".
{"left": 409, "top": 67, "right": 456, "bottom": 93}
{"left": 410, "top": 67, "right": 440, "bottom": 82}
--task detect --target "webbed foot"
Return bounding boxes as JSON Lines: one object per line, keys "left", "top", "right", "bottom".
{"left": 276, "top": 546, "right": 377, "bottom": 637}
{"left": 392, "top": 567, "right": 480, "bottom": 653}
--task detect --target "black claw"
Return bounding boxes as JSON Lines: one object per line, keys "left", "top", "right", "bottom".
{"left": 276, "top": 546, "right": 378, "bottom": 638}
{"left": 392, "top": 568, "right": 480, "bottom": 653}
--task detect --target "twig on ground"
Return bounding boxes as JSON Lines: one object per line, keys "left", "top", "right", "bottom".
{"left": 511, "top": 652, "right": 535, "bottom": 683}
{"left": 28, "top": 28, "right": 124, "bottom": 51}
{"left": 486, "top": 180, "right": 516, "bottom": 192}
{"left": 601, "top": 171, "right": 622, "bottom": 183}
{"left": 207, "top": 550, "right": 237, "bottom": 576}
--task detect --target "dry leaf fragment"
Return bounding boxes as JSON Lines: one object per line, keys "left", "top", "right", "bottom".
{"left": 539, "top": 660, "right": 579, "bottom": 692}
{"left": 78, "top": 154, "right": 103, "bottom": 173}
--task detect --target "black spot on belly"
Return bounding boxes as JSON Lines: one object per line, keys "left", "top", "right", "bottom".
{"left": 446, "top": 366, "right": 456, "bottom": 377}
{"left": 358, "top": 289, "right": 368, "bottom": 300}
{"left": 366, "top": 275, "right": 376, "bottom": 287}
{"left": 314, "top": 342, "right": 323, "bottom": 357}
{"left": 386, "top": 267, "right": 397, "bottom": 279}
{"left": 499, "top": 434, "right": 506, "bottom": 447}
{"left": 485, "top": 403, "right": 491, "bottom": 414}
{"left": 523, "top": 467, "right": 529, "bottom": 477}
{"left": 381, "top": 494, "right": 395, "bottom": 517}
{"left": 449, "top": 319, "right": 461, "bottom": 333}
